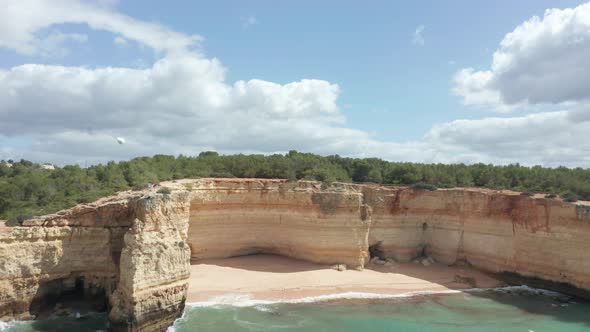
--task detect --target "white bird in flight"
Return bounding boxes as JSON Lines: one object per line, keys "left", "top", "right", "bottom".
{"left": 116, "top": 137, "right": 126, "bottom": 145}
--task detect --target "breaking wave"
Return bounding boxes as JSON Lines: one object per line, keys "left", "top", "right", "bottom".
{"left": 183, "top": 285, "right": 561, "bottom": 308}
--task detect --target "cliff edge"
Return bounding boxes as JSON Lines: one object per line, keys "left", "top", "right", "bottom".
{"left": 1, "top": 178, "right": 589, "bottom": 331}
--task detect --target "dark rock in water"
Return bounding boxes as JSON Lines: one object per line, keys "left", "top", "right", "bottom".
{"left": 495, "top": 272, "right": 590, "bottom": 301}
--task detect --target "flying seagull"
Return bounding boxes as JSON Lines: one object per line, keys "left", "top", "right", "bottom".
{"left": 116, "top": 137, "right": 126, "bottom": 145}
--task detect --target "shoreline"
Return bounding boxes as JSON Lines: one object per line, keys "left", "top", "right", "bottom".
{"left": 0, "top": 287, "right": 566, "bottom": 331}
{"left": 185, "top": 285, "right": 564, "bottom": 308}
{"left": 186, "top": 254, "right": 504, "bottom": 304}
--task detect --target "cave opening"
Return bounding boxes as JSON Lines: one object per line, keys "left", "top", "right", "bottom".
{"left": 236, "top": 247, "right": 266, "bottom": 257}
{"left": 29, "top": 276, "right": 107, "bottom": 319}
{"left": 420, "top": 245, "right": 427, "bottom": 258}
{"left": 369, "top": 241, "right": 385, "bottom": 259}
{"left": 74, "top": 276, "right": 84, "bottom": 293}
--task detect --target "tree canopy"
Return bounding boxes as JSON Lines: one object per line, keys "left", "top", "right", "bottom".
{"left": 2, "top": 151, "right": 590, "bottom": 222}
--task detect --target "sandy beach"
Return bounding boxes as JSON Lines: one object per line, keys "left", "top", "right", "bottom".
{"left": 187, "top": 254, "right": 503, "bottom": 303}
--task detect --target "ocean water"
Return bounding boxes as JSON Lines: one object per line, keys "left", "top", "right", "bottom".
{"left": 0, "top": 312, "right": 107, "bottom": 332}
{"left": 170, "top": 289, "right": 590, "bottom": 332}
{"left": 3, "top": 288, "right": 590, "bottom": 332}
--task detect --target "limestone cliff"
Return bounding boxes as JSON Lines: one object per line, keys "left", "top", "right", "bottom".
{"left": 186, "top": 179, "right": 370, "bottom": 268}
{"left": 1, "top": 178, "right": 589, "bottom": 331}
{"left": 0, "top": 190, "right": 191, "bottom": 332}
{"left": 108, "top": 192, "right": 191, "bottom": 331}
{"left": 366, "top": 186, "right": 590, "bottom": 291}
{"left": 0, "top": 192, "right": 138, "bottom": 320}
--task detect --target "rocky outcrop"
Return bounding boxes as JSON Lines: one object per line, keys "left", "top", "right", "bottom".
{"left": 108, "top": 192, "right": 191, "bottom": 332}
{"left": 0, "top": 190, "right": 192, "bottom": 331}
{"left": 1, "top": 178, "right": 590, "bottom": 331}
{"left": 0, "top": 192, "right": 138, "bottom": 321}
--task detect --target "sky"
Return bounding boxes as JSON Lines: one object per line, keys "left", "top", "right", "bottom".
{"left": 1, "top": 0, "right": 590, "bottom": 167}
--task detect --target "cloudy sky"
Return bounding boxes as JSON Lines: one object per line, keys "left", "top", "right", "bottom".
{"left": 1, "top": 0, "right": 590, "bottom": 167}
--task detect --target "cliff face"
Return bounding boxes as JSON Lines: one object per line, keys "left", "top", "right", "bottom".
{"left": 0, "top": 193, "right": 137, "bottom": 320}
{"left": 186, "top": 179, "right": 370, "bottom": 268}
{"left": 1, "top": 178, "right": 590, "bottom": 331}
{"left": 0, "top": 190, "right": 191, "bottom": 332}
{"left": 108, "top": 192, "right": 191, "bottom": 332}
{"left": 367, "top": 187, "right": 590, "bottom": 291}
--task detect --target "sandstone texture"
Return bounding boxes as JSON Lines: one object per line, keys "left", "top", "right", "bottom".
{"left": 1, "top": 178, "right": 589, "bottom": 331}
{"left": 366, "top": 186, "right": 590, "bottom": 291}
{"left": 186, "top": 179, "right": 370, "bottom": 268}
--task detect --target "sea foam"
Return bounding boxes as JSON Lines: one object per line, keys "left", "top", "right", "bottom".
{"left": 184, "top": 285, "right": 560, "bottom": 308}
{"left": 1, "top": 286, "right": 564, "bottom": 332}
{"left": 0, "top": 320, "right": 19, "bottom": 332}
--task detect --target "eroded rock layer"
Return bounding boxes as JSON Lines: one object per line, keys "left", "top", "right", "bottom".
{"left": 1, "top": 178, "right": 590, "bottom": 331}
{"left": 0, "top": 193, "right": 138, "bottom": 321}
{"left": 366, "top": 187, "right": 590, "bottom": 291}
{"left": 186, "top": 179, "right": 371, "bottom": 268}
{"left": 108, "top": 192, "right": 191, "bottom": 332}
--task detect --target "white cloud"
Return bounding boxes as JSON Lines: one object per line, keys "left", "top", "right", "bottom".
{"left": 241, "top": 16, "right": 258, "bottom": 28}
{"left": 0, "top": 54, "right": 351, "bottom": 164}
{"left": 1, "top": 1, "right": 590, "bottom": 168}
{"left": 425, "top": 108, "right": 590, "bottom": 166}
{"left": 2, "top": 55, "right": 589, "bottom": 168}
{"left": 412, "top": 25, "right": 425, "bottom": 46}
{"left": 0, "top": 0, "right": 201, "bottom": 55}
{"left": 445, "top": 2, "right": 590, "bottom": 166}
{"left": 452, "top": 68, "right": 513, "bottom": 111}
{"left": 454, "top": 2, "right": 590, "bottom": 110}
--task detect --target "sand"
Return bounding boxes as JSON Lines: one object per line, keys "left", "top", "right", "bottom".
{"left": 187, "top": 254, "right": 503, "bottom": 302}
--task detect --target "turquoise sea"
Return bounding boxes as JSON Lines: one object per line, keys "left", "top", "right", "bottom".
{"left": 0, "top": 312, "right": 108, "bottom": 332}
{"left": 170, "top": 289, "right": 590, "bottom": 332}
{"left": 3, "top": 288, "right": 590, "bottom": 332}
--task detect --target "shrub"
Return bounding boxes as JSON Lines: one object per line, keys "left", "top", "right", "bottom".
{"left": 210, "top": 172, "right": 235, "bottom": 178}
{"left": 5, "top": 219, "right": 19, "bottom": 227}
{"left": 520, "top": 191, "right": 534, "bottom": 197}
{"left": 157, "top": 187, "right": 171, "bottom": 195}
{"left": 411, "top": 182, "right": 438, "bottom": 191}
{"left": 76, "top": 197, "right": 90, "bottom": 204}
{"left": 545, "top": 193, "right": 557, "bottom": 199}
{"left": 132, "top": 183, "right": 149, "bottom": 191}
{"left": 6, "top": 214, "right": 33, "bottom": 226}
{"left": 562, "top": 191, "right": 579, "bottom": 203}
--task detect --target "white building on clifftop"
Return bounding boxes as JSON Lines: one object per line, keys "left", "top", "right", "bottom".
{"left": 40, "top": 163, "right": 55, "bottom": 170}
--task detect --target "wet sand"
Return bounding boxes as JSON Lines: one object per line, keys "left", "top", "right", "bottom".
{"left": 187, "top": 254, "right": 502, "bottom": 302}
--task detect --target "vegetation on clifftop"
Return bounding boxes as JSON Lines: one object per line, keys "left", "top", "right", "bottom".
{"left": 1, "top": 151, "right": 590, "bottom": 221}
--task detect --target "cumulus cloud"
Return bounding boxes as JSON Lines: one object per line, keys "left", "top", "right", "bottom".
{"left": 0, "top": 53, "right": 351, "bottom": 164}
{"left": 453, "top": 2, "right": 590, "bottom": 110}
{"left": 2, "top": 0, "right": 590, "bottom": 168}
{"left": 446, "top": 2, "right": 590, "bottom": 166}
{"left": 412, "top": 25, "right": 425, "bottom": 46}
{"left": 426, "top": 109, "right": 590, "bottom": 166}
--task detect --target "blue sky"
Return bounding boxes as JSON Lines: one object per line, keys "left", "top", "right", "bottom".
{"left": 1, "top": 0, "right": 590, "bottom": 166}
